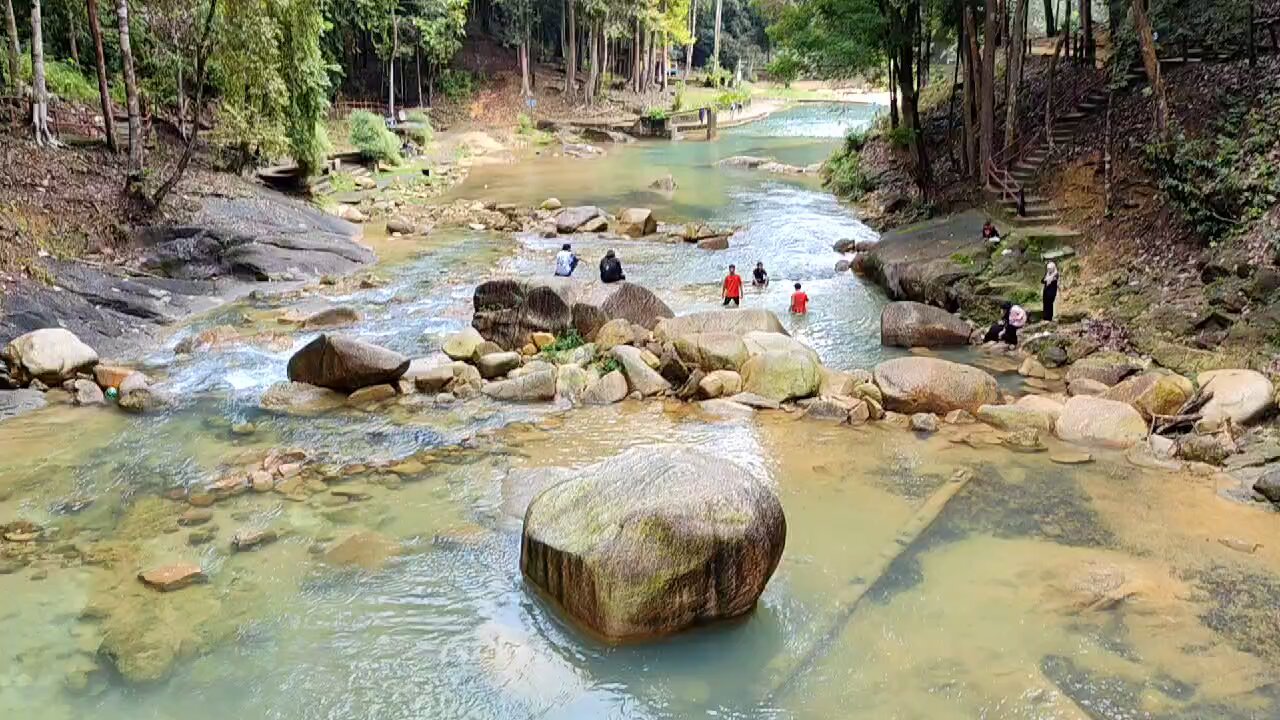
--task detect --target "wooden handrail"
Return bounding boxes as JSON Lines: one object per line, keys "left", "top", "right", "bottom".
{"left": 985, "top": 159, "right": 1026, "bottom": 216}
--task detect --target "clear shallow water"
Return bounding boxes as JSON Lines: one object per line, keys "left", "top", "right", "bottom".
{"left": 2, "top": 104, "right": 1280, "bottom": 720}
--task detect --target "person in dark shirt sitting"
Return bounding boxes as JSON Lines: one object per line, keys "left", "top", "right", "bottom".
{"left": 600, "top": 250, "right": 626, "bottom": 283}
{"left": 752, "top": 262, "right": 770, "bottom": 288}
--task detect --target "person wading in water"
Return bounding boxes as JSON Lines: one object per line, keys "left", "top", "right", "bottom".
{"left": 722, "top": 265, "right": 743, "bottom": 307}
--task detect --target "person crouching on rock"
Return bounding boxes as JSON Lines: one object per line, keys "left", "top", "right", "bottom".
{"left": 985, "top": 302, "right": 1015, "bottom": 344}
{"left": 982, "top": 220, "right": 1001, "bottom": 244}
{"left": 555, "top": 243, "right": 579, "bottom": 277}
{"left": 600, "top": 249, "right": 626, "bottom": 283}
{"left": 722, "top": 264, "right": 743, "bottom": 307}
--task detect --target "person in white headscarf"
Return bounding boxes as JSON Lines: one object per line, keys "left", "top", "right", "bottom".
{"left": 1043, "top": 261, "right": 1060, "bottom": 322}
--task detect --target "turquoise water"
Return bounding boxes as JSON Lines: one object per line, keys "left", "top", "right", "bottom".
{"left": 2, "top": 103, "right": 1279, "bottom": 720}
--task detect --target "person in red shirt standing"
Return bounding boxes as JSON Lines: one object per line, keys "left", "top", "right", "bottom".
{"left": 722, "top": 265, "right": 743, "bottom": 307}
{"left": 790, "top": 282, "right": 809, "bottom": 315}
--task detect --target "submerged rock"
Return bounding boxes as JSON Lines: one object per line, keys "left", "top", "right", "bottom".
{"left": 137, "top": 563, "right": 205, "bottom": 592}
{"left": 520, "top": 449, "right": 786, "bottom": 641}
{"left": 302, "top": 306, "right": 362, "bottom": 330}
{"left": 880, "top": 301, "right": 972, "bottom": 348}
{"left": 2, "top": 328, "right": 98, "bottom": 384}
{"left": 287, "top": 335, "right": 410, "bottom": 392}
{"left": 260, "top": 381, "right": 347, "bottom": 416}
{"left": 873, "top": 357, "right": 999, "bottom": 415}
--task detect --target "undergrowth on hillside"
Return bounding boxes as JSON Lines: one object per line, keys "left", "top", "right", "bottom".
{"left": 1143, "top": 91, "right": 1280, "bottom": 242}
{"left": 822, "top": 128, "right": 874, "bottom": 199}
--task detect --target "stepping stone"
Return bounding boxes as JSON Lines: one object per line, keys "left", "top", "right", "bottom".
{"left": 138, "top": 563, "right": 205, "bottom": 592}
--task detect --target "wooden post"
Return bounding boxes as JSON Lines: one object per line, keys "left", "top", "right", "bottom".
{"left": 706, "top": 108, "right": 717, "bottom": 140}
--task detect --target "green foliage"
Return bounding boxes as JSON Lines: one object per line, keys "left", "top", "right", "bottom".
{"left": 328, "top": 171, "right": 358, "bottom": 193}
{"left": 279, "top": 0, "right": 334, "bottom": 175}
{"left": 822, "top": 143, "right": 873, "bottom": 200}
{"left": 1143, "top": 92, "right": 1280, "bottom": 242}
{"left": 595, "top": 357, "right": 621, "bottom": 375}
{"left": 544, "top": 330, "right": 585, "bottom": 354}
{"left": 673, "top": 82, "right": 686, "bottom": 112}
{"left": 841, "top": 126, "right": 869, "bottom": 153}
{"left": 438, "top": 68, "right": 475, "bottom": 102}
{"left": 516, "top": 112, "right": 535, "bottom": 133}
{"left": 714, "top": 87, "right": 750, "bottom": 109}
{"left": 405, "top": 110, "right": 434, "bottom": 146}
{"left": 1006, "top": 287, "right": 1041, "bottom": 306}
{"left": 949, "top": 252, "right": 975, "bottom": 267}
{"left": 644, "top": 106, "right": 670, "bottom": 121}
{"left": 766, "top": 54, "right": 802, "bottom": 88}
{"left": 349, "top": 110, "right": 402, "bottom": 165}
{"left": 44, "top": 61, "right": 100, "bottom": 104}
{"left": 704, "top": 67, "right": 733, "bottom": 88}
{"left": 766, "top": 0, "right": 884, "bottom": 81}
{"left": 884, "top": 124, "right": 916, "bottom": 150}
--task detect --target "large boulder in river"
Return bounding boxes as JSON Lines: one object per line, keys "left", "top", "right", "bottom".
{"left": 1, "top": 328, "right": 98, "bottom": 384}
{"left": 472, "top": 279, "right": 575, "bottom": 350}
{"left": 1055, "top": 396, "right": 1148, "bottom": 448}
{"left": 572, "top": 303, "right": 609, "bottom": 341}
{"left": 742, "top": 331, "right": 820, "bottom": 363}
{"left": 1197, "top": 369, "right": 1275, "bottom": 426}
{"left": 286, "top": 335, "right": 410, "bottom": 392}
{"left": 442, "top": 327, "right": 486, "bottom": 361}
{"left": 481, "top": 369, "right": 557, "bottom": 402}
{"left": 674, "top": 332, "right": 750, "bottom": 371}
{"left": 600, "top": 282, "right": 674, "bottom": 330}
{"left": 1064, "top": 352, "right": 1142, "bottom": 387}
{"left": 654, "top": 309, "right": 787, "bottom": 343}
{"left": 880, "top": 301, "right": 972, "bottom": 348}
{"left": 616, "top": 208, "right": 658, "bottom": 237}
{"left": 556, "top": 206, "right": 604, "bottom": 234}
{"left": 520, "top": 448, "right": 786, "bottom": 641}
{"left": 740, "top": 351, "right": 821, "bottom": 402}
{"left": 873, "top": 357, "right": 999, "bottom": 414}
{"left": 582, "top": 370, "right": 629, "bottom": 404}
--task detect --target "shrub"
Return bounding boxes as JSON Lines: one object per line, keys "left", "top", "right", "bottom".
{"left": 404, "top": 110, "right": 433, "bottom": 146}
{"left": 644, "top": 106, "right": 669, "bottom": 121}
{"left": 822, "top": 145, "right": 874, "bottom": 200}
{"left": 714, "top": 88, "right": 750, "bottom": 110}
{"left": 544, "top": 330, "right": 585, "bottom": 353}
{"left": 348, "top": 110, "right": 401, "bottom": 165}
{"left": 44, "top": 61, "right": 100, "bottom": 104}
{"left": 704, "top": 67, "right": 733, "bottom": 88}
{"left": 438, "top": 69, "right": 475, "bottom": 103}
{"left": 766, "top": 55, "right": 802, "bottom": 88}
{"left": 673, "top": 82, "right": 685, "bottom": 112}
{"left": 516, "top": 112, "right": 535, "bottom": 134}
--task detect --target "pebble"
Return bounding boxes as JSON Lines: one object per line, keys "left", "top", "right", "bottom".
{"left": 177, "top": 508, "right": 214, "bottom": 527}
{"left": 137, "top": 563, "right": 205, "bottom": 591}
{"left": 231, "top": 528, "right": 278, "bottom": 552}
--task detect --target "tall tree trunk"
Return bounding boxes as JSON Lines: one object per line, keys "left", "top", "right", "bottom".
{"left": 887, "top": 55, "right": 899, "bottom": 129}
{"left": 388, "top": 10, "right": 397, "bottom": 116}
{"left": 31, "top": 0, "right": 56, "bottom": 146}
{"left": 117, "top": 0, "right": 143, "bottom": 182}
{"left": 1129, "top": 0, "right": 1168, "bottom": 136}
{"left": 893, "top": 4, "right": 930, "bottom": 195}
{"left": 963, "top": 4, "right": 981, "bottom": 174}
{"left": 712, "top": 0, "right": 723, "bottom": 75}
{"left": 68, "top": 6, "right": 79, "bottom": 65}
{"left": 632, "top": 18, "right": 640, "bottom": 92}
{"left": 600, "top": 23, "right": 609, "bottom": 95}
{"left": 978, "top": 0, "right": 997, "bottom": 175}
{"left": 661, "top": 36, "right": 669, "bottom": 91}
{"left": 4, "top": 0, "right": 19, "bottom": 92}
{"left": 566, "top": 0, "right": 576, "bottom": 100}
{"left": 584, "top": 20, "right": 597, "bottom": 105}
{"left": 87, "top": 0, "right": 115, "bottom": 151}
{"left": 519, "top": 40, "right": 531, "bottom": 97}
{"left": 1003, "top": 0, "right": 1028, "bottom": 150}
{"left": 1043, "top": 0, "right": 1056, "bottom": 35}
{"left": 416, "top": 44, "right": 422, "bottom": 106}
{"left": 1081, "top": 0, "right": 1093, "bottom": 62}
{"left": 685, "top": 0, "right": 696, "bottom": 80}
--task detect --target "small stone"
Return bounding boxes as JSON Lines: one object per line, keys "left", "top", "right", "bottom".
{"left": 137, "top": 563, "right": 205, "bottom": 592}
{"left": 177, "top": 508, "right": 213, "bottom": 527}
{"left": 231, "top": 528, "right": 278, "bottom": 552}
{"left": 1050, "top": 451, "right": 1093, "bottom": 465}
{"left": 230, "top": 422, "right": 257, "bottom": 436}
{"left": 187, "top": 493, "right": 216, "bottom": 508}
{"left": 187, "top": 528, "right": 217, "bottom": 546}
{"left": 251, "top": 471, "right": 274, "bottom": 492}
{"left": 944, "top": 409, "right": 976, "bottom": 425}
{"left": 910, "top": 413, "right": 939, "bottom": 433}
{"left": 277, "top": 462, "right": 303, "bottom": 479}
{"left": 1018, "top": 357, "right": 1048, "bottom": 379}
{"left": 330, "top": 485, "right": 372, "bottom": 501}
{"left": 531, "top": 332, "right": 556, "bottom": 350}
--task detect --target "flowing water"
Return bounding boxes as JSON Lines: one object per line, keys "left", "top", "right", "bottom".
{"left": 2, "top": 103, "right": 1279, "bottom": 720}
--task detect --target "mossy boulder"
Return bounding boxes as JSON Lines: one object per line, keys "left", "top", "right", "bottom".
{"left": 520, "top": 449, "right": 786, "bottom": 641}
{"left": 1102, "top": 372, "right": 1193, "bottom": 420}
{"left": 654, "top": 309, "right": 787, "bottom": 342}
{"left": 740, "top": 350, "right": 821, "bottom": 402}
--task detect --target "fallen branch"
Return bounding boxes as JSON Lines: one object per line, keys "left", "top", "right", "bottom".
{"left": 763, "top": 468, "right": 978, "bottom": 704}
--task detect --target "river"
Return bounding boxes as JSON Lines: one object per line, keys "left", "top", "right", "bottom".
{"left": 1, "top": 103, "right": 1278, "bottom": 720}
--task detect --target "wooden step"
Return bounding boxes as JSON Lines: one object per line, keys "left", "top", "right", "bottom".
{"left": 1010, "top": 214, "right": 1059, "bottom": 227}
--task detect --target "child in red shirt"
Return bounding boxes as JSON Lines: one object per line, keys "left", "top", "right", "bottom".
{"left": 722, "top": 265, "right": 743, "bottom": 307}
{"left": 790, "top": 282, "right": 809, "bottom": 314}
